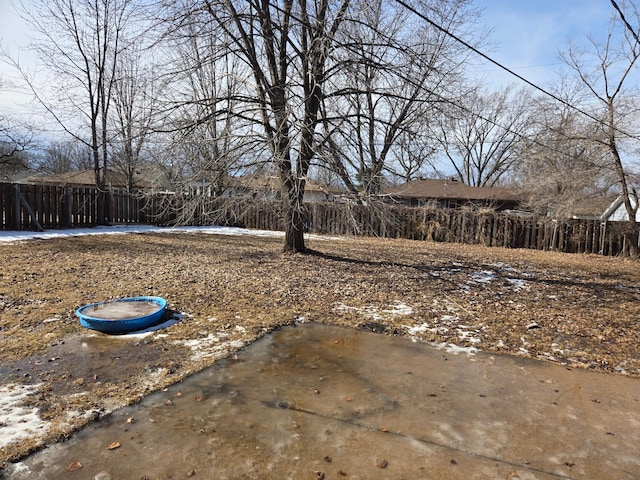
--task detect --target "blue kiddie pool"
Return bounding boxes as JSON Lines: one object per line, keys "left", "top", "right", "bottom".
{"left": 76, "top": 296, "right": 167, "bottom": 334}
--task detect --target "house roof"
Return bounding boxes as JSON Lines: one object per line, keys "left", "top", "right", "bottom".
{"left": 191, "top": 175, "right": 345, "bottom": 195}
{"left": 601, "top": 194, "right": 640, "bottom": 222}
{"left": 568, "top": 195, "right": 618, "bottom": 220}
{"left": 19, "top": 169, "right": 153, "bottom": 189}
{"left": 305, "top": 180, "right": 344, "bottom": 195}
{"left": 234, "top": 176, "right": 344, "bottom": 195}
{"left": 381, "top": 178, "right": 523, "bottom": 202}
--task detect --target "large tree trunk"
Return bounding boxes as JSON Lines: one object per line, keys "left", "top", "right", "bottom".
{"left": 282, "top": 176, "right": 306, "bottom": 253}
{"left": 92, "top": 141, "right": 108, "bottom": 226}
{"left": 283, "top": 204, "right": 306, "bottom": 253}
{"left": 608, "top": 115, "right": 638, "bottom": 257}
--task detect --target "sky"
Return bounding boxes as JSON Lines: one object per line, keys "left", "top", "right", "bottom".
{"left": 471, "top": 0, "right": 613, "bottom": 87}
{"left": 0, "top": 0, "right": 620, "bottom": 125}
{"left": 0, "top": 0, "right": 35, "bottom": 120}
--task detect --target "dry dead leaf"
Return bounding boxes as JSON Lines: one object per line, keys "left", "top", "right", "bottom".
{"left": 65, "top": 461, "right": 83, "bottom": 472}
{"left": 1, "top": 233, "right": 639, "bottom": 463}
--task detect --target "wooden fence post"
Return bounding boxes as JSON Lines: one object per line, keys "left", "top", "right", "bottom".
{"left": 14, "top": 184, "right": 43, "bottom": 231}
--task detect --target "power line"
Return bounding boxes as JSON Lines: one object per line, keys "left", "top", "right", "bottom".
{"left": 392, "top": 0, "right": 640, "bottom": 141}
{"left": 611, "top": 0, "right": 640, "bottom": 47}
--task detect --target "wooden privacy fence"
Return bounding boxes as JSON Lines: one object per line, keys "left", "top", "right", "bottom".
{"left": 0, "top": 182, "right": 148, "bottom": 230}
{"left": 148, "top": 196, "right": 637, "bottom": 256}
{"left": 304, "top": 202, "right": 636, "bottom": 256}
{"left": 2, "top": 182, "right": 638, "bottom": 256}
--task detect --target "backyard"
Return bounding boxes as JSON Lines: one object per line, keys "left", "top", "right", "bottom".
{"left": 1, "top": 227, "right": 639, "bottom": 465}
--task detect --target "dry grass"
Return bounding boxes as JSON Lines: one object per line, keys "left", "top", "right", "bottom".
{"left": 1, "top": 231, "right": 639, "bottom": 464}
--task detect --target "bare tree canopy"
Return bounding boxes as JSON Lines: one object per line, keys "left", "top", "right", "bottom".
{"left": 318, "top": 0, "right": 478, "bottom": 196}
{"left": 513, "top": 80, "right": 617, "bottom": 218}
{"left": 0, "top": 78, "right": 33, "bottom": 170}
{"left": 157, "top": 0, "right": 482, "bottom": 252}
{"left": 36, "top": 138, "right": 93, "bottom": 174}
{"left": 433, "top": 85, "right": 533, "bottom": 187}
{"left": 161, "top": 0, "right": 352, "bottom": 252}
{"left": 15, "top": 0, "right": 143, "bottom": 222}
{"left": 0, "top": 115, "right": 33, "bottom": 164}
{"left": 561, "top": 0, "right": 640, "bottom": 254}
{"left": 110, "top": 44, "right": 162, "bottom": 192}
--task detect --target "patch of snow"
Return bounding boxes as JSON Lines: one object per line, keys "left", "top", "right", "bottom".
{"left": 382, "top": 302, "right": 413, "bottom": 316}
{"left": 470, "top": 270, "right": 497, "bottom": 284}
{"left": 177, "top": 334, "right": 246, "bottom": 361}
{"left": 403, "top": 322, "right": 480, "bottom": 354}
{"left": 614, "top": 361, "right": 632, "bottom": 375}
{"left": 457, "top": 330, "right": 481, "bottom": 344}
{"left": 488, "top": 262, "right": 514, "bottom": 272}
{"left": 181, "top": 333, "right": 219, "bottom": 350}
{"left": 334, "top": 303, "right": 381, "bottom": 321}
{"left": 0, "top": 225, "right": 283, "bottom": 243}
{"left": 432, "top": 342, "right": 478, "bottom": 355}
{"left": 0, "top": 224, "right": 340, "bottom": 244}
{"left": 115, "top": 313, "right": 183, "bottom": 339}
{"left": 64, "top": 403, "right": 101, "bottom": 423}
{"left": 2, "top": 461, "right": 42, "bottom": 480}
{"left": 0, "top": 383, "right": 48, "bottom": 449}
{"left": 142, "top": 368, "right": 169, "bottom": 390}
{"left": 334, "top": 302, "right": 414, "bottom": 321}
{"left": 506, "top": 278, "right": 529, "bottom": 291}
{"left": 405, "top": 322, "right": 431, "bottom": 336}
{"left": 459, "top": 265, "right": 534, "bottom": 294}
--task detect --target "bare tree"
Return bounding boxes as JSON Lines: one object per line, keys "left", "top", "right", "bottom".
{"left": 158, "top": 0, "right": 482, "bottom": 248}
{"left": 160, "top": 17, "right": 246, "bottom": 197}
{"left": 514, "top": 84, "right": 617, "bottom": 218}
{"left": 320, "top": 0, "right": 477, "bottom": 196}
{"left": 0, "top": 115, "right": 33, "bottom": 166}
{"left": 561, "top": 2, "right": 640, "bottom": 254}
{"left": 170, "top": 0, "right": 351, "bottom": 253}
{"left": 0, "top": 77, "right": 33, "bottom": 167}
{"left": 37, "top": 138, "right": 93, "bottom": 174}
{"left": 393, "top": 128, "right": 439, "bottom": 182}
{"left": 433, "top": 85, "right": 533, "bottom": 187}
{"left": 111, "top": 44, "right": 160, "bottom": 192}
{"left": 15, "top": 0, "right": 140, "bottom": 223}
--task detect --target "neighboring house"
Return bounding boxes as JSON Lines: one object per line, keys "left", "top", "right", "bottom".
{"left": 302, "top": 180, "right": 344, "bottom": 203}
{"left": 185, "top": 175, "right": 343, "bottom": 203}
{"left": 380, "top": 178, "right": 524, "bottom": 211}
{"left": 18, "top": 167, "right": 171, "bottom": 192}
{"left": 564, "top": 195, "right": 618, "bottom": 221}
{"left": 601, "top": 194, "right": 640, "bottom": 222}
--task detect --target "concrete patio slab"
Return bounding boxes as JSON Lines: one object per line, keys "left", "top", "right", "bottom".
{"left": 3, "top": 322, "right": 639, "bottom": 479}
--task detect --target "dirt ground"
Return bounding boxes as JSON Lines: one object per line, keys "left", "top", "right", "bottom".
{"left": 1, "top": 230, "right": 639, "bottom": 465}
